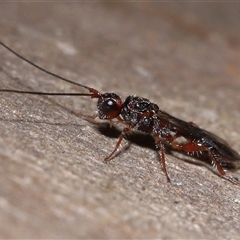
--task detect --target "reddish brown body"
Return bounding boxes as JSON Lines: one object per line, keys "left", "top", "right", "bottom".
{"left": 95, "top": 93, "right": 240, "bottom": 183}
{"left": 0, "top": 41, "right": 239, "bottom": 184}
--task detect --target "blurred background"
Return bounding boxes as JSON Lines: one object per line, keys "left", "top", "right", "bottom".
{"left": 0, "top": 2, "right": 240, "bottom": 239}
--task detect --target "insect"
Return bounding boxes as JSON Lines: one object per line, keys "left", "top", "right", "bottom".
{"left": 0, "top": 41, "right": 239, "bottom": 184}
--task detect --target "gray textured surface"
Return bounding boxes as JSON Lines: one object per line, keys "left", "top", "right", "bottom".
{"left": 0, "top": 2, "right": 240, "bottom": 239}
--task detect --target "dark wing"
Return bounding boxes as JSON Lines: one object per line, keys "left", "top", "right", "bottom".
{"left": 156, "top": 109, "right": 240, "bottom": 168}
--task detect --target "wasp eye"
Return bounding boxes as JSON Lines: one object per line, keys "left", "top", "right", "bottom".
{"left": 97, "top": 93, "right": 122, "bottom": 119}
{"left": 102, "top": 99, "right": 118, "bottom": 113}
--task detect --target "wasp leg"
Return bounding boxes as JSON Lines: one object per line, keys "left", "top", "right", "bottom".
{"left": 208, "top": 150, "right": 239, "bottom": 184}
{"left": 76, "top": 112, "right": 98, "bottom": 120}
{"left": 104, "top": 127, "right": 131, "bottom": 162}
{"left": 171, "top": 141, "right": 239, "bottom": 184}
{"left": 154, "top": 135, "right": 171, "bottom": 182}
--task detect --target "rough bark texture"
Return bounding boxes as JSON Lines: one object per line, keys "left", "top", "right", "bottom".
{"left": 0, "top": 2, "right": 240, "bottom": 239}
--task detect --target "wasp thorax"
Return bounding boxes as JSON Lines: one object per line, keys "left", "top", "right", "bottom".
{"left": 97, "top": 93, "right": 122, "bottom": 119}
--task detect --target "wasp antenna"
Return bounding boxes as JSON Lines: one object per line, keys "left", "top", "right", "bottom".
{"left": 0, "top": 41, "right": 101, "bottom": 97}
{"left": 0, "top": 89, "right": 93, "bottom": 97}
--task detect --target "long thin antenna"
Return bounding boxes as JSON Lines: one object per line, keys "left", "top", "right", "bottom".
{"left": 0, "top": 40, "right": 100, "bottom": 98}
{"left": 0, "top": 89, "right": 92, "bottom": 96}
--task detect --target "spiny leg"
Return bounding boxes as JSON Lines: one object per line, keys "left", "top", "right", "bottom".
{"left": 171, "top": 141, "right": 223, "bottom": 170}
{"left": 104, "top": 127, "right": 131, "bottom": 162}
{"left": 154, "top": 135, "right": 171, "bottom": 182}
{"left": 208, "top": 151, "right": 239, "bottom": 184}
{"left": 171, "top": 141, "right": 205, "bottom": 153}
{"left": 171, "top": 141, "right": 239, "bottom": 184}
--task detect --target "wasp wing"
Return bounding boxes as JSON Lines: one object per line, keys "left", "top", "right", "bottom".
{"left": 156, "top": 109, "right": 240, "bottom": 168}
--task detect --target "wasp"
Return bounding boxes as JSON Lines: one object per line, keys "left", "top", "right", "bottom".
{"left": 0, "top": 41, "right": 239, "bottom": 184}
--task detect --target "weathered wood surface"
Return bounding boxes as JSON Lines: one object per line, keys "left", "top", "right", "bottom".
{"left": 0, "top": 2, "right": 240, "bottom": 239}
